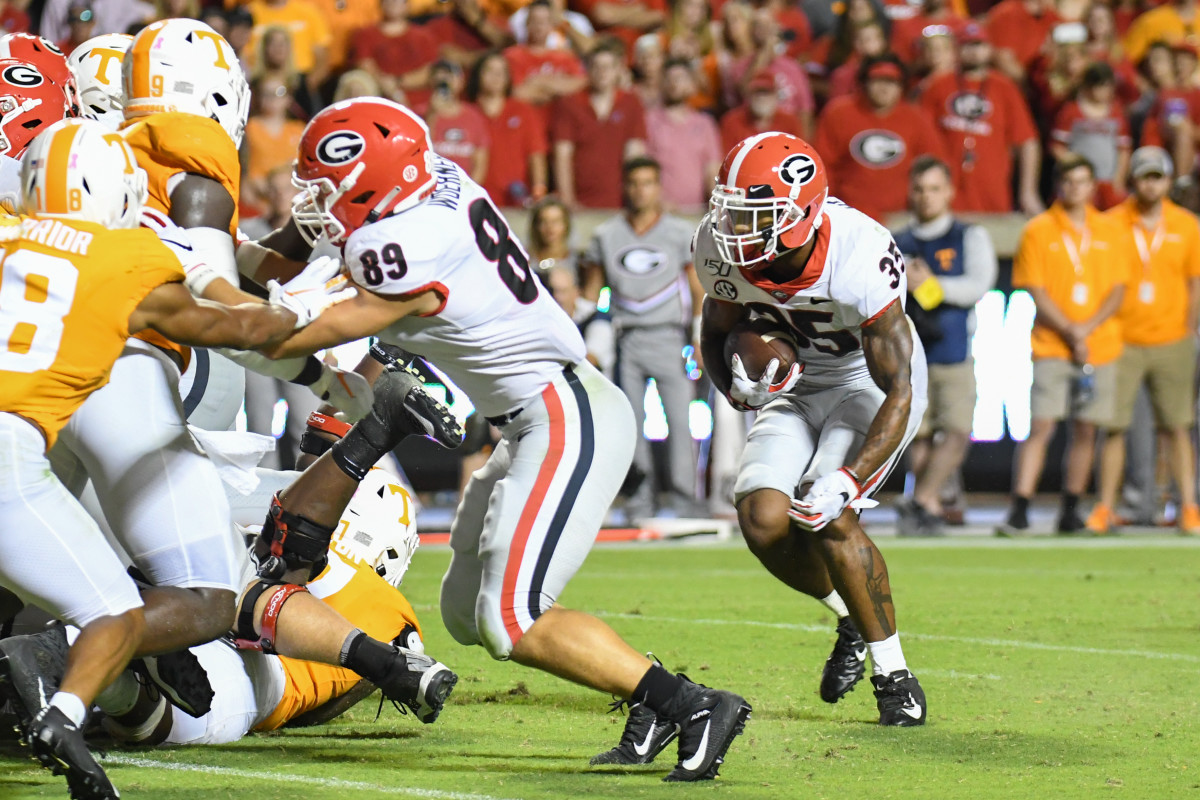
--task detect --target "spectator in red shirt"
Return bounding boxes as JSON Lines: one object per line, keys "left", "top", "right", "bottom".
{"left": 890, "top": 0, "right": 967, "bottom": 62}
{"left": 1029, "top": 22, "right": 1092, "bottom": 123}
{"left": 58, "top": 2, "right": 94, "bottom": 55}
{"left": 814, "top": 55, "right": 945, "bottom": 221}
{"left": 469, "top": 50, "right": 550, "bottom": 206}
{"left": 645, "top": 58, "right": 722, "bottom": 212}
{"left": 0, "top": 0, "right": 29, "bottom": 34}
{"left": 827, "top": 20, "right": 888, "bottom": 101}
{"left": 721, "top": 7, "right": 815, "bottom": 116}
{"left": 631, "top": 32, "right": 666, "bottom": 110}
{"left": 551, "top": 39, "right": 647, "bottom": 207}
{"left": 351, "top": 0, "right": 440, "bottom": 106}
{"left": 1050, "top": 61, "right": 1132, "bottom": 208}
{"left": 505, "top": 0, "right": 587, "bottom": 106}
{"left": 913, "top": 25, "right": 958, "bottom": 92}
{"left": 919, "top": 23, "right": 1044, "bottom": 214}
{"left": 570, "top": 0, "right": 666, "bottom": 58}
{"left": 664, "top": 0, "right": 715, "bottom": 60}
{"left": 762, "top": 0, "right": 813, "bottom": 59}
{"left": 986, "top": 0, "right": 1060, "bottom": 83}
{"left": 1139, "top": 41, "right": 1197, "bottom": 184}
{"left": 426, "top": 60, "right": 491, "bottom": 184}
{"left": 819, "top": 0, "right": 892, "bottom": 80}
{"left": 1086, "top": 3, "right": 1140, "bottom": 106}
{"left": 424, "top": 0, "right": 515, "bottom": 64}
{"left": 719, "top": 69, "right": 807, "bottom": 151}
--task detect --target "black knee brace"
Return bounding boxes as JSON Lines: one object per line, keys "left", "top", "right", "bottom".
{"left": 255, "top": 493, "right": 336, "bottom": 582}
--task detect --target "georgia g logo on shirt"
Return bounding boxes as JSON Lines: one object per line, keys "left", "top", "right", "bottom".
{"left": 316, "top": 130, "right": 365, "bottom": 166}
{"left": 849, "top": 130, "right": 905, "bottom": 168}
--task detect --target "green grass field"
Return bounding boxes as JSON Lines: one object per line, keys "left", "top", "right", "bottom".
{"left": 2, "top": 536, "right": 1198, "bottom": 799}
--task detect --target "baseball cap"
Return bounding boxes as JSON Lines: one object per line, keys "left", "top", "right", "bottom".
{"left": 1130, "top": 146, "right": 1174, "bottom": 178}
{"left": 960, "top": 22, "right": 988, "bottom": 44}
{"left": 865, "top": 60, "right": 904, "bottom": 82}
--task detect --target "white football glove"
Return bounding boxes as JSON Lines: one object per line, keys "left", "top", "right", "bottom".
{"left": 310, "top": 364, "right": 374, "bottom": 422}
{"left": 267, "top": 256, "right": 357, "bottom": 329}
{"left": 728, "top": 353, "right": 801, "bottom": 410}
{"left": 788, "top": 468, "right": 878, "bottom": 532}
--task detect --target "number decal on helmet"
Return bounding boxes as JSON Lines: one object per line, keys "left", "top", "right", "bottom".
{"left": 779, "top": 153, "right": 816, "bottom": 186}
{"left": 316, "top": 130, "right": 366, "bottom": 166}
{"left": 3, "top": 63, "right": 43, "bottom": 87}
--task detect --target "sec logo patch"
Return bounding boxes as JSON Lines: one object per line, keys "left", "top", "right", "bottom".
{"left": 713, "top": 279, "right": 738, "bottom": 299}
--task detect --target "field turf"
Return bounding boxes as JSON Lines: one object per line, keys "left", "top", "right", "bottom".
{"left": 2, "top": 535, "right": 1198, "bottom": 799}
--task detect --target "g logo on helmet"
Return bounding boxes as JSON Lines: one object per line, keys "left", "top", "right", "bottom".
{"left": 316, "top": 130, "right": 365, "bottom": 166}
{"left": 2, "top": 64, "right": 42, "bottom": 87}
{"left": 779, "top": 153, "right": 817, "bottom": 186}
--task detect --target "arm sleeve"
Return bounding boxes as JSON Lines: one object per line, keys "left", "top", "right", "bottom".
{"left": 938, "top": 224, "right": 998, "bottom": 307}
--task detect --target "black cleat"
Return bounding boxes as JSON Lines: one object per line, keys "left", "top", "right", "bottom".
{"left": 375, "top": 646, "right": 458, "bottom": 724}
{"left": 0, "top": 625, "right": 68, "bottom": 726}
{"left": 133, "top": 649, "right": 213, "bottom": 718}
{"left": 23, "top": 706, "right": 119, "bottom": 799}
{"left": 820, "top": 616, "right": 866, "bottom": 703}
{"left": 660, "top": 678, "right": 751, "bottom": 782}
{"left": 1056, "top": 509, "right": 1086, "bottom": 535}
{"left": 872, "top": 669, "right": 927, "bottom": 726}
{"left": 375, "top": 366, "right": 464, "bottom": 450}
{"left": 995, "top": 507, "right": 1030, "bottom": 537}
{"left": 589, "top": 702, "right": 678, "bottom": 766}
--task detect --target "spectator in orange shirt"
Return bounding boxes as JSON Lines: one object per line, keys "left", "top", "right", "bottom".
{"left": 306, "top": 0, "right": 380, "bottom": 71}
{"left": 505, "top": 0, "right": 587, "bottom": 106}
{"left": 469, "top": 50, "right": 550, "bottom": 205}
{"left": 814, "top": 55, "right": 945, "bottom": 221}
{"left": 1000, "top": 155, "right": 1131, "bottom": 536}
{"left": 986, "top": 0, "right": 1059, "bottom": 83}
{"left": 243, "top": 75, "right": 307, "bottom": 210}
{"left": 425, "top": 60, "right": 491, "bottom": 184}
{"left": 719, "top": 69, "right": 807, "bottom": 151}
{"left": 826, "top": 20, "right": 888, "bottom": 101}
{"left": 551, "top": 38, "right": 647, "bottom": 208}
{"left": 1050, "top": 62, "right": 1131, "bottom": 209}
{"left": 1090, "top": 147, "right": 1200, "bottom": 534}
{"left": 245, "top": 0, "right": 331, "bottom": 98}
{"left": 645, "top": 58, "right": 722, "bottom": 212}
{"left": 351, "top": 0, "right": 439, "bottom": 107}
{"left": 571, "top": 0, "right": 666, "bottom": 58}
{"left": 1123, "top": 0, "right": 1200, "bottom": 65}
{"left": 919, "top": 23, "right": 1044, "bottom": 214}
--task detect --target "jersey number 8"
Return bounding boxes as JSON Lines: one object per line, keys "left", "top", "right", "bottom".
{"left": 469, "top": 198, "right": 537, "bottom": 305}
{"left": 0, "top": 251, "right": 78, "bottom": 373}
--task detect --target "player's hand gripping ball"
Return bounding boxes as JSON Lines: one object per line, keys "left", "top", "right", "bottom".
{"left": 724, "top": 317, "right": 801, "bottom": 409}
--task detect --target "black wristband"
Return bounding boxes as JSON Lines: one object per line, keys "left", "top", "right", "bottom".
{"left": 291, "top": 355, "right": 324, "bottom": 387}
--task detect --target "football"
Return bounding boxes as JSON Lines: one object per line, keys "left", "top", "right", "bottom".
{"left": 724, "top": 317, "right": 800, "bottom": 383}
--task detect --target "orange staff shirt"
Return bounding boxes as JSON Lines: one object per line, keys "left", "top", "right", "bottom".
{"left": 1013, "top": 202, "right": 1133, "bottom": 365}
{"left": 1105, "top": 197, "right": 1200, "bottom": 347}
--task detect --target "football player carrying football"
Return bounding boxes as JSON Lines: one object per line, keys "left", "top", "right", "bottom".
{"left": 693, "top": 133, "right": 930, "bottom": 727}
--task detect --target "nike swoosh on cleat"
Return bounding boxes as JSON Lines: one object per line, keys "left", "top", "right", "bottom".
{"left": 679, "top": 719, "right": 712, "bottom": 772}
{"left": 632, "top": 723, "right": 658, "bottom": 756}
{"left": 854, "top": 648, "right": 867, "bottom": 662}
{"left": 901, "top": 694, "right": 923, "bottom": 719}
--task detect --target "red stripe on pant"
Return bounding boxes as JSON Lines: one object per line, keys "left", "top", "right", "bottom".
{"left": 500, "top": 382, "right": 566, "bottom": 646}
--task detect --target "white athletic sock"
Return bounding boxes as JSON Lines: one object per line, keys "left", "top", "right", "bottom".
{"left": 94, "top": 670, "right": 140, "bottom": 716}
{"left": 49, "top": 691, "right": 88, "bottom": 726}
{"left": 867, "top": 633, "right": 908, "bottom": 677}
{"left": 819, "top": 591, "right": 850, "bottom": 619}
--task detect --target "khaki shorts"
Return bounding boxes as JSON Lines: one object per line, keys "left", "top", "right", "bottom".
{"left": 1111, "top": 337, "right": 1197, "bottom": 430}
{"left": 1030, "top": 358, "right": 1116, "bottom": 426}
{"left": 916, "top": 359, "right": 977, "bottom": 438}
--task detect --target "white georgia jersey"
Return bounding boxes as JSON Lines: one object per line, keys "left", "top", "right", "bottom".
{"left": 694, "top": 198, "right": 907, "bottom": 388}
{"left": 0, "top": 154, "right": 20, "bottom": 212}
{"left": 342, "top": 156, "right": 586, "bottom": 418}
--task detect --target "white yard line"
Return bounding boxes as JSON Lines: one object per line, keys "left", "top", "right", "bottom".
{"left": 595, "top": 613, "right": 1200, "bottom": 664}
{"left": 104, "top": 756, "right": 520, "bottom": 800}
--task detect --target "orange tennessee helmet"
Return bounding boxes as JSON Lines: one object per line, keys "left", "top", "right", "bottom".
{"left": 709, "top": 132, "right": 828, "bottom": 268}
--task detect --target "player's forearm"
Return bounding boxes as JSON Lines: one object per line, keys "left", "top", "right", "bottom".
{"left": 700, "top": 298, "right": 741, "bottom": 398}
{"left": 847, "top": 384, "right": 912, "bottom": 483}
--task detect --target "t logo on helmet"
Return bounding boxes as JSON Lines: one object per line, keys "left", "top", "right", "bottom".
{"left": 779, "top": 153, "right": 816, "bottom": 186}
{"left": 2, "top": 64, "right": 42, "bottom": 87}
{"left": 316, "top": 131, "right": 365, "bottom": 166}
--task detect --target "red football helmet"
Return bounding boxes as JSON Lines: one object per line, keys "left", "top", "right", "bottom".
{"left": 0, "top": 59, "right": 72, "bottom": 158}
{"left": 710, "top": 132, "right": 828, "bottom": 268}
{"left": 293, "top": 97, "right": 436, "bottom": 245}
{"left": 0, "top": 33, "right": 78, "bottom": 116}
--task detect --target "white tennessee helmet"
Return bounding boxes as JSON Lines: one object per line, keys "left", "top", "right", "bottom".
{"left": 122, "top": 18, "right": 249, "bottom": 147}
{"left": 69, "top": 34, "right": 133, "bottom": 132}
{"left": 20, "top": 118, "right": 148, "bottom": 229}
{"left": 331, "top": 468, "right": 420, "bottom": 588}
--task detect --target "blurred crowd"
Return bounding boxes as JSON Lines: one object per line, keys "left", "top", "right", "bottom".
{"left": 13, "top": 0, "right": 1200, "bottom": 220}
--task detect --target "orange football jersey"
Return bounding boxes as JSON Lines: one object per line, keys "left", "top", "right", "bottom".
{"left": 0, "top": 216, "right": 184, "bottom": 448}
{"left": 253, "top": 549, "right": 423, "bottom": 732}
{"left": 120, "top": 112, "right": 240, "bottom": 360}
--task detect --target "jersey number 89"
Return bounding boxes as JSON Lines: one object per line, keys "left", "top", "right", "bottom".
{"left": 0, "top": 251, "right": 78, "bottom": 374}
